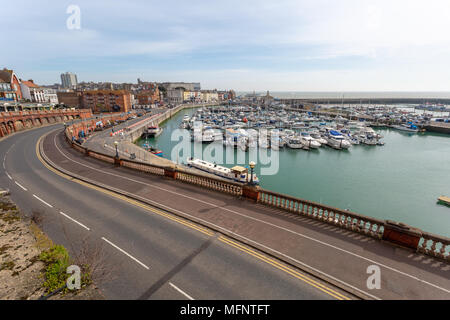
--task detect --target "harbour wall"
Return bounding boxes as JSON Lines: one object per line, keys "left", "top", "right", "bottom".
{"left": 280, "top": 98, "right": 450, "bottom": 105}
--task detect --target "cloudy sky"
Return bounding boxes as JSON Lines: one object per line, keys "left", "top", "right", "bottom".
{"left": 3, "top": 0, "right": 450, "bottom": 91}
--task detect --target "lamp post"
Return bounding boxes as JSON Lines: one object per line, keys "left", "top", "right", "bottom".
{"left": 114, "top": 140, "right": 119, "bottom": 158}
{"left": 249, "top": 161, "right": 256, "bottom": 185}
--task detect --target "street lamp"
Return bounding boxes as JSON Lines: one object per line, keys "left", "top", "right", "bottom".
{"left": 114, "top": 140, "right": 119, "bottom": 158}
{"left": 249, "top": 161, "right": 256, "bottom": 185}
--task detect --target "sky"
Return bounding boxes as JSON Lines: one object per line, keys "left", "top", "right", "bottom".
{"left": 2, "top": 0, "right": 450, "bottom": 91}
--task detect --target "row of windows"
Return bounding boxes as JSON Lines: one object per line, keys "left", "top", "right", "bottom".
{"left": 0, "top": 93, "right": 16, "bottom": 100}
{"left": 0, "top": 83, "right": 11, "bottom": 91}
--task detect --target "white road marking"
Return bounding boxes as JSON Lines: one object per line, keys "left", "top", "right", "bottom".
{"left": 59, "top": 211, "right": 90, "bottom": 231}
{"left": 15, "top": 181, "right": 28, "bottom": 191}
{"left": 6, "top": 172, "right": 12, "bottom": 180}
{"left": 32, "top": 194, "right": 53, "bottom": 208}
{"left": 169, "top": 282, "right": 194, "bottom": 300}
{"left": 52, "top": 131, "right": 450, "bottom": 296}
{"left": 101, "top": 237, "right": 150, "bottom": 270}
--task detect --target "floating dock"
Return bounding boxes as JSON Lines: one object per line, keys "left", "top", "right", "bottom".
{"left": 437, "top": 196, "right": 450, "bottom": 206}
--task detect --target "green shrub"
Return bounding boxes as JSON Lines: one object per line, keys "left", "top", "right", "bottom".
{"left": 39, "top": 245, "right": 70, "bottom": 293}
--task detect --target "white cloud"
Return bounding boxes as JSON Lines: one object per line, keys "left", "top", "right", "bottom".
{"left": 2, "top": 0, "right": 450, "bottom": 89}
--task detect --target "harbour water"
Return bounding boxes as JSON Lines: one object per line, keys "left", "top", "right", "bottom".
{"left": 137, "top": 107, "right": 450, "bottom": 237}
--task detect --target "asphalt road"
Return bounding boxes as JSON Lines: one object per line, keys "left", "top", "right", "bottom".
{"left": 0, "top": 124, "right": 347, "bottom": 300}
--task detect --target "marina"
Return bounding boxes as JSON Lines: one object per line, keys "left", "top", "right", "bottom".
{"left": 136, "top": 105, "right": 450, "bottom": 237}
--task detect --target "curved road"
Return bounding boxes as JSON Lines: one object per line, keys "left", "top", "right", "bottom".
{"left": 0, "top": 124, "right": 349, "bottom": 300}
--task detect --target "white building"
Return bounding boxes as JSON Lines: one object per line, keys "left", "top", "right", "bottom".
{"left": 201, "top": 91, "right": 218, "bottom": 103}
{"left": 43, "top": 88, "right": 58, "bottom": 104}
{"left": 20, "top": 80, "right": 58, "bottom": 104}
{"left": 20, "top": 80, "right": 45, "bottom": 102}
{"left": 60, "top": 72, "right": 78, "bottom": 88}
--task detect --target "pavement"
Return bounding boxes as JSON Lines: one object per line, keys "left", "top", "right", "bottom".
{"left": 42, "top": 125, "right": 450, "bottom": 300}
{"left": 0, "top": 124, "right": 352, "bottom": 300}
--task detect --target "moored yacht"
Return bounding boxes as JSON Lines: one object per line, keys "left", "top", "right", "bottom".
{"left": 186, "top": 158, "right": 259, "bottom": 184}
{"left": 300, "top": 132, "right": 321, "bottom": 149}
{"left": 142, "top": 125, "right": 163, "bottom": 138}
{"left": 391, "top": 123, "right": 419, "bottom": 133}
{"left": 326, "top": 130, "right": 352, "bottom": 149}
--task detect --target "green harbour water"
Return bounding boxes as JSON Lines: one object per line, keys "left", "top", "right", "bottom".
{"left": 137, "top": 107, "right": 450, "bottom": 237}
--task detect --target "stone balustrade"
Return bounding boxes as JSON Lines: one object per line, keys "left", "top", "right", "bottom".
{"left": 89, "top": 150, "right": 115, "bottom": 164}
{"left": 418, "top": 232, "right": 450, "bottom": 261}
{"left": 259, "top": 189, "right": 385, "bottom": 239}
{"left": 121, "top": 159, "right": 165, "bottom": 176}
{"left": 176, "top": 170, "right": 243, "bottom": 196}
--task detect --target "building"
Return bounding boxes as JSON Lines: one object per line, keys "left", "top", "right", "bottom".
{"left": 57, "top": 91, "right": 82, "bottom": 107}
{"left": 167, "top": 87, "right": 185, "bottom": 104}
{"left": 218, "top": 90, "right": 235, "bottom": 101}
{"left": 261, "top": 90, "right": 274, "bottom": 106}
{"left": 183, "top": 91, "right": 202, "bottom": 102}
{"left": 136, "top": 84, "right": 160, "bottom": 105}
{"left": 81, "top": 90, "right": 132, "bottom": 113}
{"left": 0, "top": 68, "right": 23, "bottom": 101}
{"left": 201, "top": 90, "right": 219, "bottom": 103}
{"left": 60, "top": 72, "right": 78, "bottom": 89}
{"left": 161, "top": 82, "right": 200, "bottom": 92}
{"left": 20, "top": 80, "right": 45, "bottom": 102}
{"left": 43, "top": 88, "right": 59, "bottom": 104}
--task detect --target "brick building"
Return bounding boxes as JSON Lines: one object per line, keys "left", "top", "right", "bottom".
{"left": 81, "top": 90, "right": 132, "bottom": 113}
{"left": 136, "top": 85, "right": 160, "bottom": 105}
{"left": 0, "top": 68, "right": 23, "bottom": 101}
{"left": 57, "top": 91, "right": 82, "bottom": 107}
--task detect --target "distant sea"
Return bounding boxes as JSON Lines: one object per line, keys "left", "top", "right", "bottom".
{"left": 237, "top": 91, "right": 450, "bottom": 100}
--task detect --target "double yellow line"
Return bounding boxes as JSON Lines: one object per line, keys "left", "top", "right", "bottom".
{"left": 218, "top": 236, "right": 351, "bottom": 300}
{"left": 36, "top": 132, "right": 352, "bottom": 300}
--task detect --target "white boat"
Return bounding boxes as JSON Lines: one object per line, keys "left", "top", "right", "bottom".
{"left": 356, "top": 127, "right": 383, "bottom": 145}
{"left": 287, "top": 136, "right": 305, "bottom": 149}
{"left": 326, "top": 130, "right": 352, "bottom": 149}
{"left": 299, "top": 133, "right": 321, "bottom": 149}
{"left": 193, "top": 128, "right": 215, "bottom": 143}
{"left": 143, "top": 126, "right": 163, "bottom": 138}
{"left": 391, "top": 123, "right": 419, "bottom": 133}
{"left": 309, "top": 132, "right": 327, "bottom": 145}
{"left": 186, "top": 158, "right": 259, "bottom": 184}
